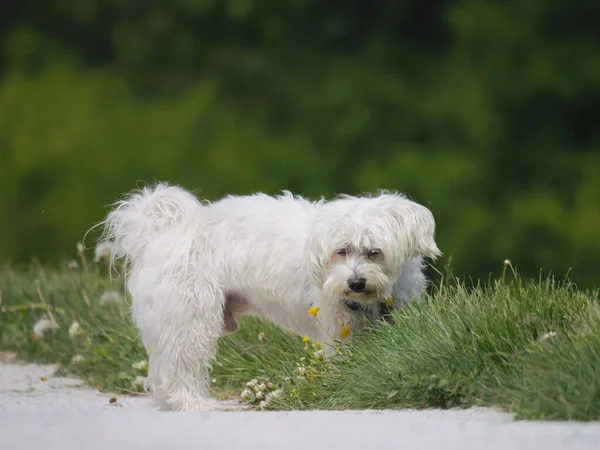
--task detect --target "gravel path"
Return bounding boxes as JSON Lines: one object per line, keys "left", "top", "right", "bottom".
{"left": 0, "top": 357, "right": 154, "bottom": 412}
{"left": 2, "top": 358, "right": 600, "bottom": 450}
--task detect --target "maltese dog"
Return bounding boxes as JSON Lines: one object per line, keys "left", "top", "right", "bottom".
{"left": 100, "top": 183, "right": 441, "bottom": 411}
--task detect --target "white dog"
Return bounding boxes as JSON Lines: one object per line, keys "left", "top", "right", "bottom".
{"left": 100, "top": 183, "right": 441, "bottom": 411}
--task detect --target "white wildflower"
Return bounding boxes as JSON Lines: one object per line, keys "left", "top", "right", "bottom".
{"left": 94, "top": 241, "right": 116, "bottom": 262}
{"left": 270, "top": 389, "right": 283, "bottom": 399}
{"left": 211, "top": 378, "right": 217, "bottom": 384}
{"left": 255, "top": 391, "right": 265, "bottom": 400}
{"left": 132, "top": 360, "right": 148, "bottom": 371}
{"left": 256, "top": 382, "right": 267, "bottom": 392}
{"left": 132, "top": 376, "right": 146, "bottom": 389}
{"left": 257, "top": 332, "right": 266, "bottom": 341}
{"left": 71, "top": 354, "right": 85, "bottom": 364}
{"left": 33, "top": 316, "right": 58, "bottom": 338}
{"left": 284, "top": 377, "right": 291, "bottom": 383}
{"left": 265, "top": 389, "right": 283, "bottom": 403}
{"left": 504, "top": 259, "right": 512, "bottom": 266}
{"left": 540, "top": 331, "right": 557, "bottom": 341}
{"left": 76, "top": 242, "right": 85, "bottom": 254}
{"left": 294, "top": 366, "right": 307, "bottom": 381}
{"left": 68, "top": 321, "right": 84, "bottom": 338}
{"left": 259, "top": 400, "right": 269, "bottom": 409}
{"left": 99, "top": 291, "right": 124, "bottom": 305}
{"left": 240, "top": 388, "right": 253, "bottom": 401}
{"left": 246, "top": 379, "right": 258, "bottom": 389}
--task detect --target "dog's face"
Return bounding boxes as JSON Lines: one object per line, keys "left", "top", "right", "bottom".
{"left": 307, "top": 192, "right": 440, "bottom": 304}
{"left": 323, "top": 242, "right": 392, "bottom": 303}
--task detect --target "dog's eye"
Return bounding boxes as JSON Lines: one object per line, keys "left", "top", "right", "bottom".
{"left": 336, "top": 249, "right": 347, "bottom": 257}
{"left": 368, "top": 249, "right": 382, "bottom": 259}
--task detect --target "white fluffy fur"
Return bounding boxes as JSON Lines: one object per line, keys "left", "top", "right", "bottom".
{"left": 100, "top": 183, "right": 441, "bottom": 411}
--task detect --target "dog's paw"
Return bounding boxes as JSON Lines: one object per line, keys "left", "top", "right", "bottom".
{"left": 182, "top": 399, "right": 223, "bottom": 412}
{"left": 157, "top": 397, "right": 222, "bottom": 412}
{"left": 176, "top": 398, "right": 247, "bottom": 412}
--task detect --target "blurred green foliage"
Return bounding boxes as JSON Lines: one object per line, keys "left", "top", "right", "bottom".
{"left": 1, "top": 0, "right": 599, "bottom": 287}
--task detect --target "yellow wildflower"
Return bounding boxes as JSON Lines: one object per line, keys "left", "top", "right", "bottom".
{"left": 302, "top": 336, "right": 309, "bottom": 342}
{"left": 385, "top": 297, "right": 394, "bottom": 307}
{"left": 339, "top": 324, "right": 351, "bottom": 339}
{"left": 307, "top": 306, "right": 320, "bottom": 317}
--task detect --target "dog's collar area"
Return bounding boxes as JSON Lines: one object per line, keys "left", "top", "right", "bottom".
{"left": 344, "top": 299, "right": 362, "bottom": 311}
{"left": 343, "top": 299, "right": 389, "bottom": 311}
{"left": 344, "top": 299, "right": 396, "bottom": 325}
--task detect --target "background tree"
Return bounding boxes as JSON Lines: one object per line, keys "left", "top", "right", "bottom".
{"left": 1, "top": 0, "right": 599, "bottom": 288}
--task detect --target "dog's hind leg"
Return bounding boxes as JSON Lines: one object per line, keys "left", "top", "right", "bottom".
{"left": 130, "top": 269, "right": 226, "bottom": 412}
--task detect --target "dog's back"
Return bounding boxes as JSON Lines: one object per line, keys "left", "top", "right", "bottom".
{"left": 202, "top": 192, "right": 319, "bottom": 312}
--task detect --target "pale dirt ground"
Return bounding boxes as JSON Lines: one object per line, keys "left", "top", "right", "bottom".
{"left": 0, "top": 353, "right": 239, "bottom": 412}
{"left": 1, "top": 356, "right": 600, "bottom": 450}
{"left": 0, "top": 356, "right": 154, "bottom": 412}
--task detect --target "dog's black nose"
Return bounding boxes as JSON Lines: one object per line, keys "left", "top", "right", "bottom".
{"left": 348, "top": 278, "right": 366, "bottom": 292}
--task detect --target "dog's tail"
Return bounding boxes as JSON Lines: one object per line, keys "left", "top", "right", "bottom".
{"left": 100, "top": 183, "right": 204, "bottom": 267}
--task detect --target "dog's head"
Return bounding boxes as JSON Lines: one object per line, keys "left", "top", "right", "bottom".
{"left": 306, "top": 192, "right": 441, "bottom": 304}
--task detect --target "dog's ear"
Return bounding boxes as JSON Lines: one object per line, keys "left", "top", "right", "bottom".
{"left": 306, "top": 228, "right": 328, "bottom": 287}
{"left": 379, "top": 195, "right": 442, "bottom": 262}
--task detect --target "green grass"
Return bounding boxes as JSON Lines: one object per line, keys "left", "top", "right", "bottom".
{"left": 1, "top": 255, "right": 599, "bottom": 420}
{"left": 271, "top": 272, "right": 600, "bottom": 421}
